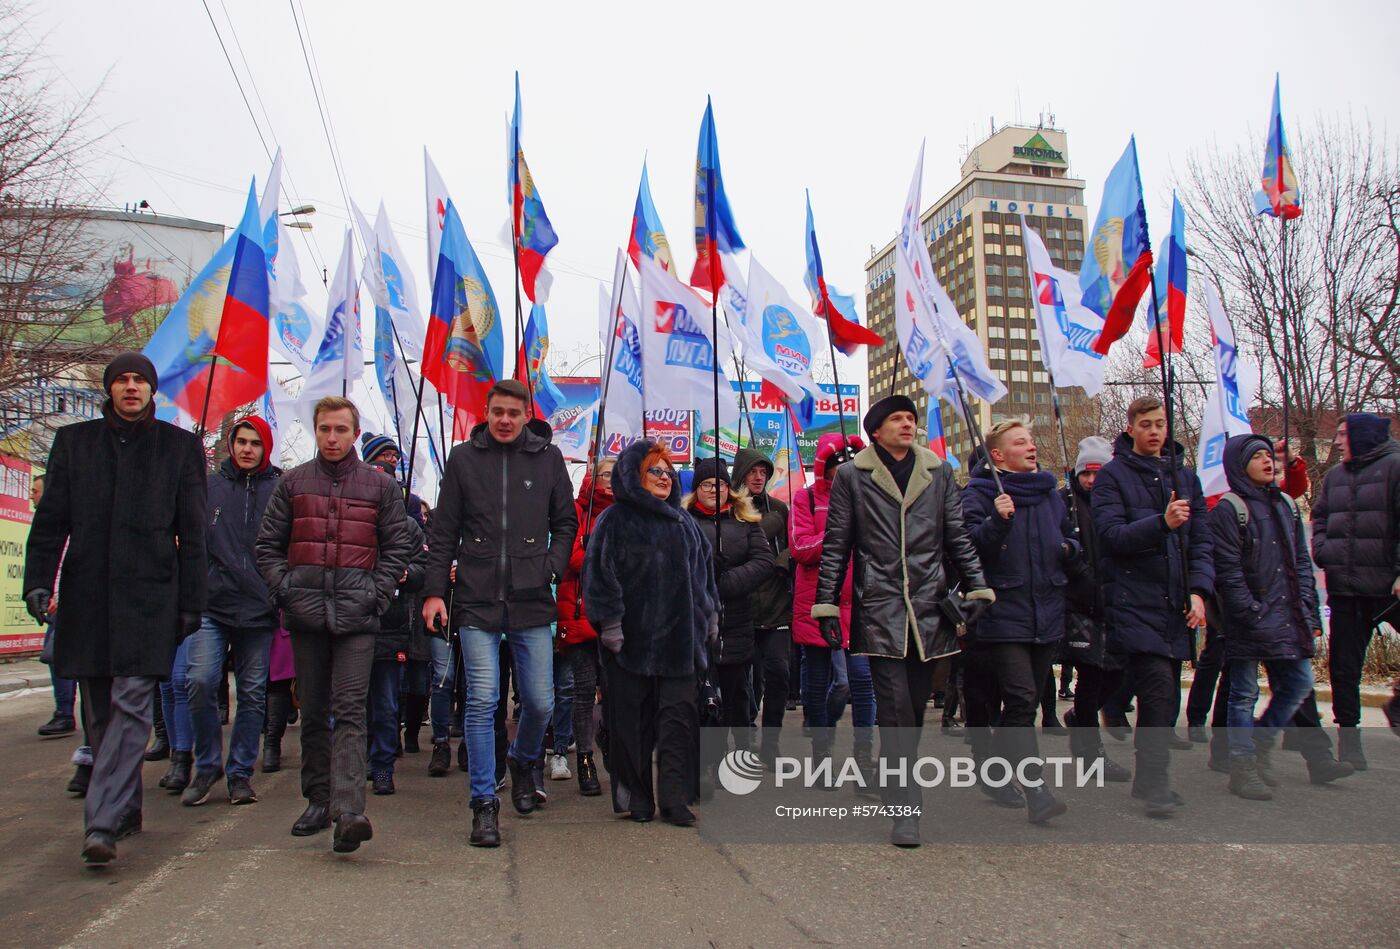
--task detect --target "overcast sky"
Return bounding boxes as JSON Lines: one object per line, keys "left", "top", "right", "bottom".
{"left": 27, "top": 0, "right": 1400, "bottom": 379}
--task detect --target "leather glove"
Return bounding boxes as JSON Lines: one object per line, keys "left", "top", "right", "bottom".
{"left": 961, "top": 597, "right": 992, "bottom": 628}
{"left": 24, "top": 589, "right": 50, "bottom": 626}
{"left": 600, "top": 620, "right": 624, "bottom": 654}
{"left": 818, "top": 616, "right": 842, "bottom": 649}
{"left": 706, "top": 613, "right": 720, "bottom": 646}
{"left": 178, "top": 612, "right": 202, "bottom": 642}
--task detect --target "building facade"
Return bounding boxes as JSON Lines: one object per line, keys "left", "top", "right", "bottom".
{"left": 864, "top": 125, "right": 1088, "bottom": 467}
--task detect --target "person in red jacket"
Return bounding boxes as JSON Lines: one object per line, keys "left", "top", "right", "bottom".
{"left": 790, "top": 433, "right": 876, "bottom": 785}
{"left": 555, "top": 458, "right": 615, "bottom": 797}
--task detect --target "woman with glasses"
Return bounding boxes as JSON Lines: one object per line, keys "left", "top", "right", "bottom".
{"left": 583, "top": 440, "right": 719, "bottom": 826}
{"left": 555, "top": 457, "right": 616, "bottom": 797}
{"left": 684, "top": 458, "right": 775, "bottom": 764}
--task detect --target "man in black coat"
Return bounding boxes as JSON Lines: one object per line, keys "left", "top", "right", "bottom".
{"left": 1091, "top": 396, "right": 1213, "bottom": 818}
{"left": 1311, "top": 412, "right": 1400, "bottom": 770}
{"left": 816, "top": 395, "right": 992, "bottom": 848}
{"left": 24, "top": 352, "right": 207, "bottom": 864}
{"left": 181, "top": 414, "right": 280, "bottom": 809}
{"left": 731, "top": 448, "right": 792, "bottom": 763}
{"left": 422, "top": 379, "right": 577, "bottom": 847}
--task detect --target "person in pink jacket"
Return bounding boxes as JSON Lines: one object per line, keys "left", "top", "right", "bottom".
{"left": 790, "top": 433, "right": 876, "bottom": 786}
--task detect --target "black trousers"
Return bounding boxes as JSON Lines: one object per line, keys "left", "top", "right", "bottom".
{"left": 1327, "top": 595, "right": 1388, "bottom": 727}
{"left": 601, "top": 651, "right": 697, "bottom": 814}
{"left": 869, "top": 651, "right": 939, "bottom": 810}
{"left": 964, "top": 641, "right": 1057, "bottom": 781}
{"left": 1186, "top": 627, "right": 1227, "bottom": 726}
{"left": 291, "top": 630, "right": 375, "bottom": 819}
{"left": 1069, "top": 663, "right": 1124, "bottom": 754}
{"left": 1125, "top": 653, "right": 1177, "bottom": 795}
{"left": 749, "top": 626, "right": 791, "bottom": 731}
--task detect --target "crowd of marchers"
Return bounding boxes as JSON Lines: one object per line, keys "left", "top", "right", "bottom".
{"left": 21, "top": 352, "right": 1400, "bottom": 862}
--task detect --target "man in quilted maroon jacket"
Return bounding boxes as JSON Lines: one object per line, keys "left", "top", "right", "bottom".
{"left": 256, "top": 396, "right": 414, "bottom": 854}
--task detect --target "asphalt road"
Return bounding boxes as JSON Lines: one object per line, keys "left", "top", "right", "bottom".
{"left": 1, "top": 685, "right": 1396, "bottom": 949}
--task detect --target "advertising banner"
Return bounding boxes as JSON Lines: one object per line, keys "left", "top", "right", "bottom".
{"left": 0, "top": 454, "right": 39, "bottom": 656}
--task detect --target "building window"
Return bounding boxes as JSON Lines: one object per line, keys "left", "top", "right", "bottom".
{"left": 985, "top": 263, "right": 1002, "bottom": 277}
{"left": 986, "top": 284, "right": 1003, "bottom": 298}
{"left": 986, "top": 305, "right": 1004, "bottom": 318}
{"left": 1033, "top": 371, "right": 1049, "bottom": 383}
{"left": 985, "top": 242, "right": 1002, "bottom": 256}
{"left": 1008, "top": 285, "right": 1026, "bottom": 298}
{"left": 989, "top": 348, "right": 1007, "bottom": 360}
{"left": 1006, "top": 243, "right": 1023, "bottom": 257}
{"left": 983, "top": 221, "right": 1001, "bottom": 235}
{"left": 1009, "top": 327, "right": 1027, "bottom": 340}
{"left": 988, "top": 325, "right": 1004, "bottom": 338}
{"left": 1012, "top": 370, "right": 1029, "bottom": 382}
{"left": 1006, "top": 265, "right": 1025, "bottom": 279}
{"left": 1009, "top": 307, "right": 1027, "bottom": 320}
{"left": 1013, "top": 391, "right": 1029, "bottom": 403}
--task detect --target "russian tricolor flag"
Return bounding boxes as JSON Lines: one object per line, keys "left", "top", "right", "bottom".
{"left": 1144, "top": 193, "right": 1187, "bottom": 368}
{"left": 690, "top": 98, "right": 745, "bottom": 294}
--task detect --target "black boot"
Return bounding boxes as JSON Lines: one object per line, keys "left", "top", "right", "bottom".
{"left": 161, "top": 751, "right": 193, "bottom": 792}
{"left": 144, "top": 697, "right": 170, "bottom": 761}
{"left": 429, "top": 741, "right": 452, "bottom": 777}
{"left": 263, "top": 685, "right": 290, "bottom": 773}
{"left": 68, "top": 763, "right": 92, "bottom": 796}
{"left": 853, "top": 733, "right": 879, "bottom": 798}
{"left": 470, "top": 798, "right": 501, "bottom": 847}
{"left": 576, "top": 752, "right": 602, "bottom": 797}
{"left": 506, "top": 754, "right": 537, "bottom": 814}
{"left": 890, "top": 817, "right": 920, "bottom": 848}
{"left": 1208, "top": 731, "right": 1231, "bottom": 774}
{"left": 1024, "top": 784, "right": 1068, "bottom": 823}
{"left": 1338, "top": 727, "right": 1368, "bottom": 771}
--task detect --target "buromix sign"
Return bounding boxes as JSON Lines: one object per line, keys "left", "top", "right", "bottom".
{"left": 0, "top": 453, "right": 39, "bottom": 656}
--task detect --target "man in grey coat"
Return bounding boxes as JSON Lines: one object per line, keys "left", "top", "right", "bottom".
{"left": 815, "top": 395, "right": 992, "bottom": 848}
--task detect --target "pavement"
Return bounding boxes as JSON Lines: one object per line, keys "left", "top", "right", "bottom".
{"left": 0, "top": 683, "right": 1396, "bottom": 948}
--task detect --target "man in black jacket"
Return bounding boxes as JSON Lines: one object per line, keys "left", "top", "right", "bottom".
{"left": 1311, "top": 412, "right": 1400, "bottom": 770}
{"left": 24, "top": 353, "right": 207, "bottom": 864}
{"left": 256, "top": 396, "right": 414, "bottom": 854}
{"left": 731, "top": 447, "right": 791, "bottom": 763}
{"left": 1091, "top": 396, "right": 1213, "bottom": 818}
{"left": 815, "top": 395, "right": 993, "bottom": 848}
{"left": 422, "top": 380, "right": 577, "bottom": 848}
{"left": 182, "top": 415, "right": 280, "bottom": 809}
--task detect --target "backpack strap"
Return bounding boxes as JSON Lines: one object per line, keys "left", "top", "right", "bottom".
{"left": 1220, "top": 492, "right": 1249, "bottom": 529}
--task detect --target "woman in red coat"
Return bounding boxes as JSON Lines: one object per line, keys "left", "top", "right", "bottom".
{"left": 556, "top": 458, "right": 615, "bottom": 797}
{"left": 790, "top": 433, "right": 876, "bottom": 781}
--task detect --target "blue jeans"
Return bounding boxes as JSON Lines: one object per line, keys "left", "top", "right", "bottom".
{"left": 186, "top": 618, "right": 273, "bottom": 779}
{"left": 51, "top": 670, "right": 75, "bottom": 719}
{"left": 802, "top": 646, "right": 877, "bottom": 729}
{"left": 552, "top": 647, "right": 574, "bottom": 755}
{"left": 1227, "top": 658, "right": 1315, "bottom": 758}
{"left": 459, "top": 625, "right": 554, "bottom": 803}
{"left": 158, "top": 639, "right": 193, "bottom": 753}
{"left": 429, "top": 635, "right": 458, "bottom": 745}
{"left": 367, "top": 658, "right": 402, "bottom": 774}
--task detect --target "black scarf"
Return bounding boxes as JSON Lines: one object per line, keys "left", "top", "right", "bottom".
{"left": 873, "top": 443, "right": 915, "bottom": 495}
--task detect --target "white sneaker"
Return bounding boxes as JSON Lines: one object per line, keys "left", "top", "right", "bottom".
{"left": 549, "top": 753, "right": 571, "bottom": 780}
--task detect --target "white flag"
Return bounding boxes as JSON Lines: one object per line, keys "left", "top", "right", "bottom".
{"left": 258, "top": 150, "right": 319, "bottom": 377}
{"left": 1197, "top": 284, "right": 1261, "bottom": 496}
{"left": 1021, "top": 217, "right": 1106, "bottom": 397}
{"left": 302, "top": 229, "right": 364, "bottom": 403}
{"left": 732, "top": 255, "right": 823, "bottom": 406}
{"left": 895, "top": 143, "right": 1007, "bottom": 407}
{"left": 598, "top": 249, "right": 646, "bottom": 450}
{"left": 637, "top": 254, "right": 739, "bottom": 443}
{"left": 424, "top": 148, "right": 449, "bottom": 287}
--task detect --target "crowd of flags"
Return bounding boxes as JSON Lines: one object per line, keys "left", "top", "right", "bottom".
{"left": 140, "top": 71, "right": 1304, "bottom": 491}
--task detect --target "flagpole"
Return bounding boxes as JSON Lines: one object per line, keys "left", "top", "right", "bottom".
{"left": 1144, "top": 244, "right": 1191, "bottom": 610}
{"left": 584, "top": 257, "right": 629, "bottom": 537}
{"left": 705, "top": 164, "right": 723, "bottom": 562}
{"left": 195, "top": 357, "right": 220, "bottom": 438}
{"left": 1278, "top": 216, "right": 1291, "bottom": 464}
{"left": 510, "top": 117, "right": 535, "bottom": 414}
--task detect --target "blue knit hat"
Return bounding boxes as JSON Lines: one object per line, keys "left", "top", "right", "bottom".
{"left": 360, "top": 432, "right": 399, "bottom": 463}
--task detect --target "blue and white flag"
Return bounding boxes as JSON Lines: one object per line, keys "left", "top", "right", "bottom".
{"left": 1197, "top": 284, "right": 1261, "bottom": 496}
{"left": 598, "top": 249, "right": 646, "bottom": 448}
{"left": 638, "top": 253, "right": 739, "bottom": 450}
{"left": 556, "top": 399, "right": 598, "bottom": 462}
{"left": 301, "top": 229, "right": 363, "bottom": 402}
{"left": 1021, "top": 217, "right": 1105, "bottom": 397}
{"left": 725, "top": 255, "right": 822, "bottom": 410}
{"left": 258, "top": 150, "right": 319, "bottom": 377}
{"left": 895, "top": 143, "right": 1007, "bottom": 407}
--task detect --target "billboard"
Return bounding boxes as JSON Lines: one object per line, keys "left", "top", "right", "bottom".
{"left": 0, "top": 454, "right": 40, "bottom": 656}
{"left": 546, "top": 377, "right": 859, "bottom": 468}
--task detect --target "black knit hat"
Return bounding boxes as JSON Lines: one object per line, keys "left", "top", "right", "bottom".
{"left": 863, "top": 394, "right": 918, "bottom": 435}
{"left": 692, "top": 457, "right": 730, "bottom": 487}
{"left": 103, "top": 352, "right": 159, "bottom": 393}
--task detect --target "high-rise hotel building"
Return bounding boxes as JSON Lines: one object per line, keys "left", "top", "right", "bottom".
{"left": 864, "top": 125, "right": 1089, "bottom": 464}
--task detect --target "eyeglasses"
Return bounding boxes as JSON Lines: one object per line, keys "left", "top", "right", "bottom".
{"left": 696, "top": 481, "right": 725, "bottom": 492}
{"left": 595, "top": 470, "right": 612, "bottom": 481}
{"left": 645, "top": 466, "right": 674, "bottom": 481}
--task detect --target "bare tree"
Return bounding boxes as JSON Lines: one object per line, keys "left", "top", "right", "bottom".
{"left": 1174, "top": 117, "right": 1399, "bottom": 484}
{"left": 0, "top": 2, "right": 126, "bottom": 441}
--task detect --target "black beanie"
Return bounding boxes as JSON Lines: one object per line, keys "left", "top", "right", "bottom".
{"left": 692, "top": 457, "right": 729, "bottom": 486}
{"left": 863, "top": 394, "right": 918, "bottom": 435}
{"left": 103, "top": 352, "right": 159, "bottom": 393}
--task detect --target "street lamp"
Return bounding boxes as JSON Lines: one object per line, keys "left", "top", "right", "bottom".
{"left": 280, "top": 206, "right": 316, "bottom": 230}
